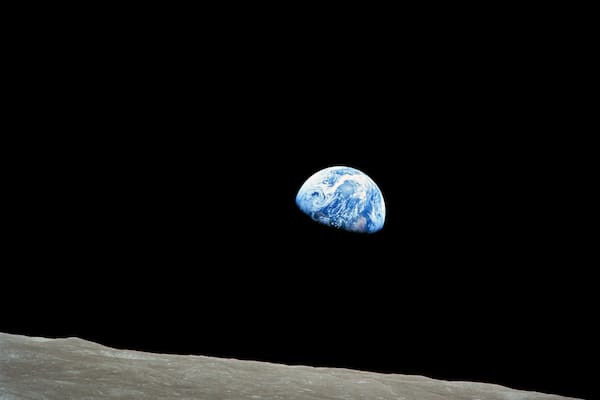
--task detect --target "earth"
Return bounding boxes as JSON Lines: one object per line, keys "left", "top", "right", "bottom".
{"left": 296, "top": 166, "right": 386, "bottom": 233}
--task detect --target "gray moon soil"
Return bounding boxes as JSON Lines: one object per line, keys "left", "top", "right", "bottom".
{"left": 0, "top": 332, "right": 582, "bottom": 400}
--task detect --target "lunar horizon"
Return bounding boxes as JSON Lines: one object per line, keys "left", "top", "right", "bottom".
{"left": 0, "top": 332, "right": 584, "bottom": 400}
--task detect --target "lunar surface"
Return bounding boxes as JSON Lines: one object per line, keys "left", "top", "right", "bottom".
{"left": 0, "top": 332, "right": 581, "bottom": 400}
{"left": 296, "top": 166, "right": 386, "bottom": 233}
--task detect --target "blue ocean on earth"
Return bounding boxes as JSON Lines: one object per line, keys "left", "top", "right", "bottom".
{"left": 296, "top": 166, "right": 386, "bottom": 233}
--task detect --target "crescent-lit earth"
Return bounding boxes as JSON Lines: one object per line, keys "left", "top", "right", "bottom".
{"left": 296, "top": 166, "right": 386, "bottom": 233}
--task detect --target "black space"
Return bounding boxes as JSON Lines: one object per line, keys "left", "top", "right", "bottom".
{"left": 2, "top": 11, "right": 594, "bottom": 400}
